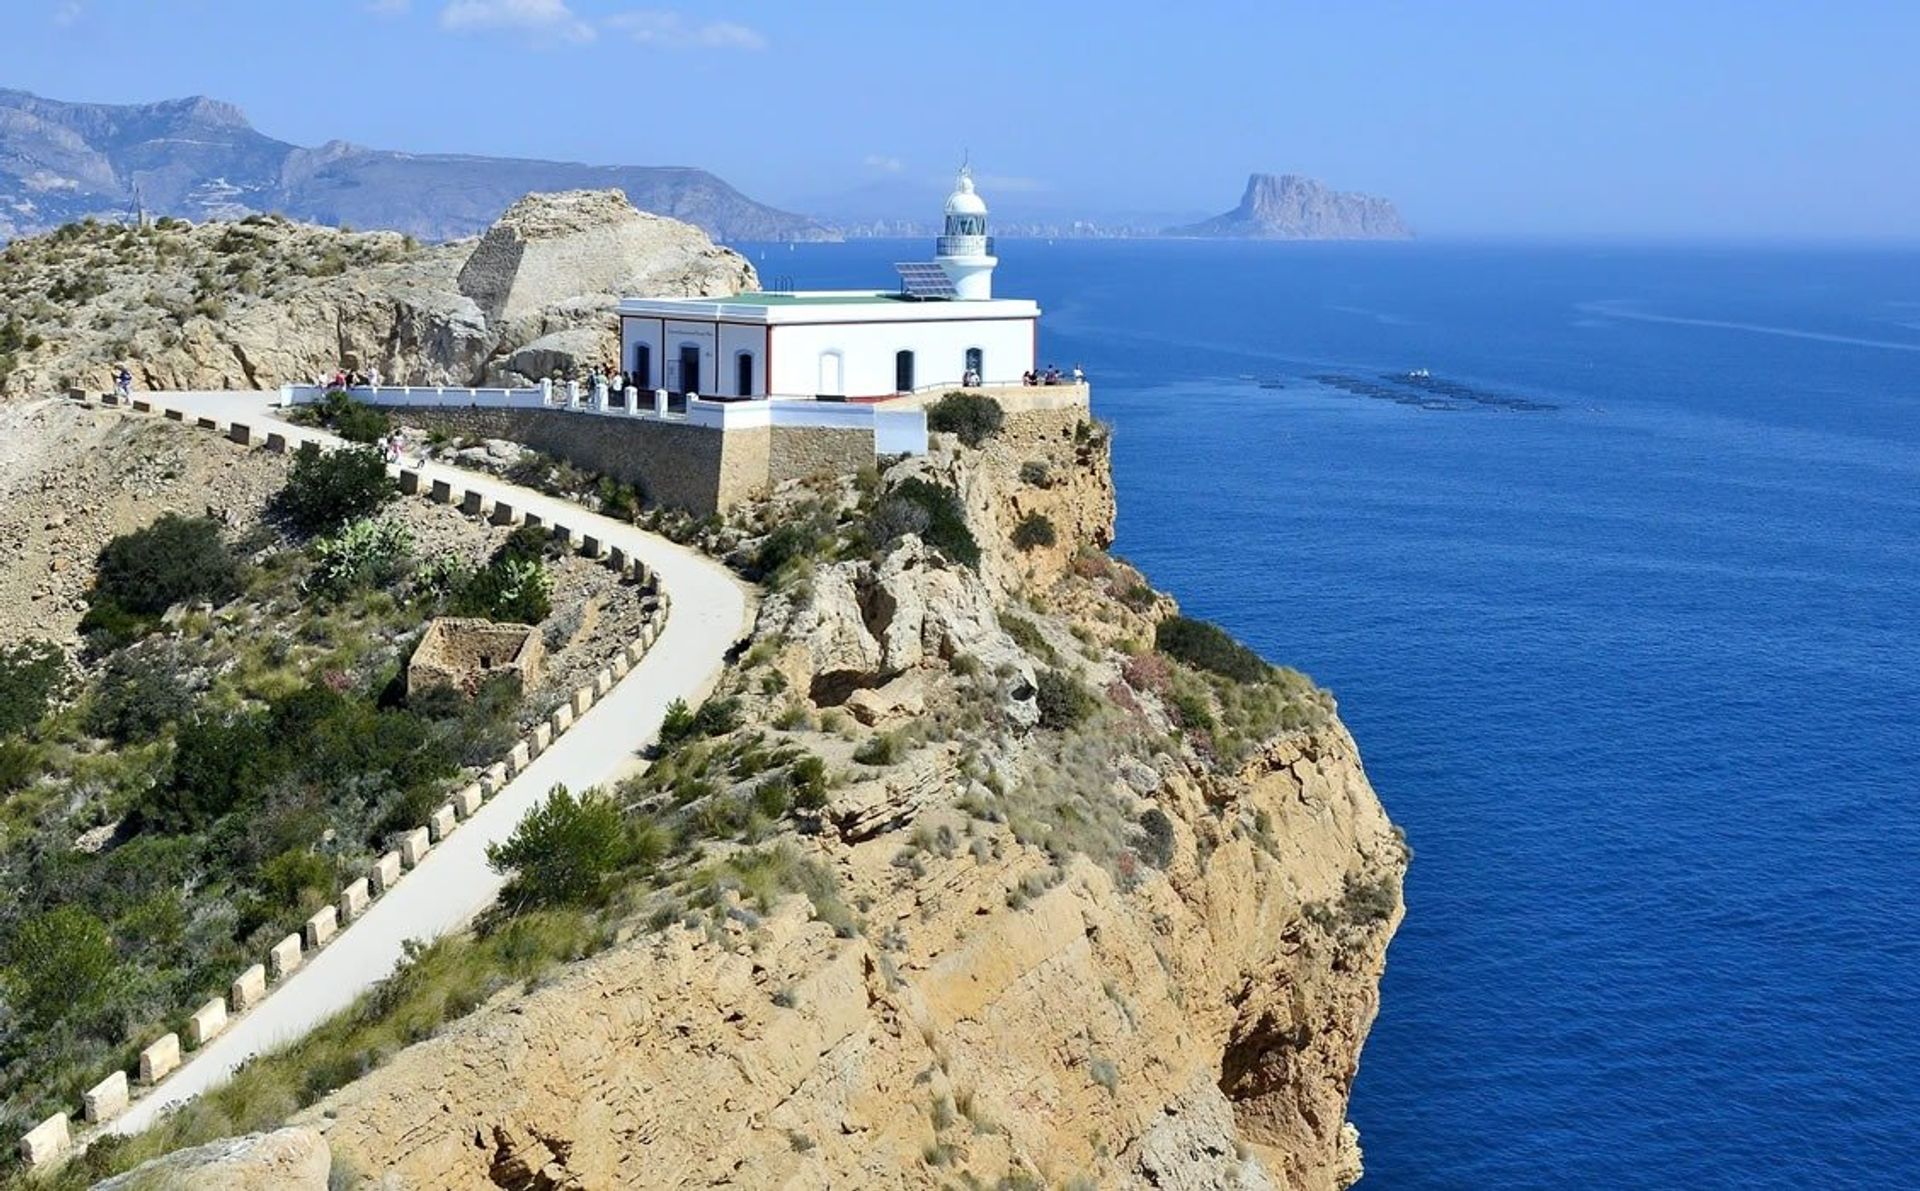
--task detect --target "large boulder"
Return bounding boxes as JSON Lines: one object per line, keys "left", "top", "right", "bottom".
{"left": 458, "top": 188, "right": 754, "bottom": 328}
{"left": 92, "top": 1126, "right": 330, "bottom": 1190}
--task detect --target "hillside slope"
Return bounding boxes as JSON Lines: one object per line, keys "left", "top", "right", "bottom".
{"left": 1167, "top": 174, "right": 1410, "bottom": 240}
{"left": 0, "top": 89, "right": 834, "bottom": 243}
{"left": 0, "top": 189, "right": 754, "bottom": 398}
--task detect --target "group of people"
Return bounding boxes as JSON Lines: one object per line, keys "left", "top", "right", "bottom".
{"left": 321, "top": 365, "right": 382, "bottom": 391}
{"left": 1021, "top": 363, "right": 1085, "bottom": 387}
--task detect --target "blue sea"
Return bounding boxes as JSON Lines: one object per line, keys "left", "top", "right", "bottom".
{"left": 755, "top": 238, "right": 1920, "bottom": 1187}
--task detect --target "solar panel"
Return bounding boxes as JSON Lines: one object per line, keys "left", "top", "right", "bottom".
{"left": 893, "top": 261, "right": 957, "bottom": 299}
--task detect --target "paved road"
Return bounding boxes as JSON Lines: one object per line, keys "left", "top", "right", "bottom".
{"left": 106, "top": 391, "right": 752, "bottom": 1136}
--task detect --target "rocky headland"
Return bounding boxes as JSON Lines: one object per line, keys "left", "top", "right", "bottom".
{"left": 1167, "top": 174, "right": 1411, "bottom": 240}
{"left": 0, "top": 189, "right": 754, "bottom": 398}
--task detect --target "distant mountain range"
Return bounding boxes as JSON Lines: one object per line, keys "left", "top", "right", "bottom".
{"left": 1166, "top": 173, "right": 1411, "bottom": 240}
{"left": 0, "top": 89, "right": 834, "bottom": 243}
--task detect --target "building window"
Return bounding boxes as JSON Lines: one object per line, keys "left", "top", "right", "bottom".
{"left": 632, "top": 343, "right": 651, "bottom": 389}
{"left": 736, "top": 352, "right": 754, "bottom": 397}
{"left": 895, "top": 349, "right": 915, "bottom": 393}
{"left": 964, "top": 347, "right": 983, "bottom": 383}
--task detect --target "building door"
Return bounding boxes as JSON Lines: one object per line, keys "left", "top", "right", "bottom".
{"left": 964, "top": 347, "right": 983, "bottom": 383}
{"left": 736, "top": 352, "right": 754, "bottom": 397}
{"left": 678, "top": 344, "right": 701, "bottom": 395}
{"left": 818, "top": 352, "right": 843, "bottom": 397}
{"left": 632, "top": 343, "right": 651, "bottom": 389}
{"left": 895, "top": 349, "right": 915, "bottom": 393}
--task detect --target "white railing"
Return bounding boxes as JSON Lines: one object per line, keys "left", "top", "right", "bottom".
{"left": 282, "top": 383, "right": 929, "bottom": 455}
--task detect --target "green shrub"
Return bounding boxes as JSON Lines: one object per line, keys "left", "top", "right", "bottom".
{"left": 0, "top": 738, "right": 41, "bottom": 793}
{"left": 999, "top": 612, "right": 1055, "bottom": 663}
{"left": 853, "top": 732, "right": 905, "bottom": 766}
{"left": 487, "top": 785, "right": 636, "bottom": 908}
{"left": 452, "top": 556, "right": 552, "bottom": 624}
{"left": 871, "top": 478, "right": 979, "bottom": 568}
{"left": 90, "top": 513, "right": 241, "bottom": 617}
{"left": 1155, "top": 615, "right": 1271, "bottom": 683}
{"left": 2, "top": 906, "right": 121, "bottom": 1031}
{"left": 277, "top": 442, "right": 397, "bottom": 534}
{"left": 927, "top": 391, "right": 1005, "bottom": 447}
{"left": 0, "top": 640, "right": 66, "bottom": 736}
{"left": 313, "top": 390, "right": 391, "bottom": 444}
{"left": 655, "top": 696, "right": 739, "bottom": 755}
{"left": 1011, "top": 511, "right": 1057, "bottom": 551}
{"left": 85, "top": 648, "right": 192, "bottom": 743}
{"left": 307, "top": 516, "right": 413, "bottom": 598}
{"left": 1019, "top": 460, "right": 1052, "bottom": 487}
{"left": 1035, "top": 668, "right": 1095, "bottom": 730}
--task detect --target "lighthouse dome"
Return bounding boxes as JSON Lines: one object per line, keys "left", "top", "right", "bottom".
{"left": 944, "top": 169, "right": 988, "bottom": 218}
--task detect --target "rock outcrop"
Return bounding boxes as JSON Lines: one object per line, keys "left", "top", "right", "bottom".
{"left": 1168, "top": 174, "right": 1411, "bottom": 240}
{"left": 0, "top": 190, "right": 755, "bottom": 398}
{"left": 93, "top": 1126, "right": 330, "bottom": 1189}
{"left": 278, "top": 394, "right": 1405, "bottom": 1189}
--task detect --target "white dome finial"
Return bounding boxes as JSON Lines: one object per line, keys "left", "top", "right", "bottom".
{"left": 945, "top": 165, "right": 987, "bottom": 218}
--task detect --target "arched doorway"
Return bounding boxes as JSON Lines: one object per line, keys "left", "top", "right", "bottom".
{"left": 895, "top": 349, "right": 916, "bottom": 393}
{"left": 735, "top": 352, "right": 754, "bottom": 397}
{"left": 678, "top": 344, "right": 701, "bottom": 395}
{"left": 631, "top": 343, "right": 651, "bottom": 389}
{"left": 817, "top": 351, "right": 843, "bottom": 397}
{"left": 964, "top": 347, "right": 983, "bottom": 383}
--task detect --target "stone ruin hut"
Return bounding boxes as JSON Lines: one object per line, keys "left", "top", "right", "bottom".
{"left": 408, "top": 617, "right": 544, "bottom": 697}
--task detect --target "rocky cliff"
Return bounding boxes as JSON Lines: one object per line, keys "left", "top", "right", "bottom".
{"left": 0, "top": 89, "right": 834, "bottom": 243}
{"left": 0, "top": 189, "right": 754, "bottom": 398}
{"left": 234, "top": 399, "right": 1410, "bottom": 1189}
{"left": 1167, "top": 174, "right": 1410, "bottom": 240}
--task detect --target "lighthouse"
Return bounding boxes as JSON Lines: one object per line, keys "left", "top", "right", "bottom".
{"left": 934, "top": 167, "right": 997, "bottom": 300}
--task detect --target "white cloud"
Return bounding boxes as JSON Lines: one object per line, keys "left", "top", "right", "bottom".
{"left": 440, "top": 0, "right": 595, "bottom": 42}
{"left": 605, "top": 9, "right": 767, "bottom": 51}
{"left": 864, "top": 154, "right": 904, "bottom": 174}
{"left": 51, "top": 1, "right": 82, "bottom": 26}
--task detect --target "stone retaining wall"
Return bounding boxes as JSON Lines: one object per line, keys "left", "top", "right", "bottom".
{"left": 17, "top": 397, "right": 677, "bottom": 1171}
{"left": 374, "top": 405, "right": 878, "bottom": 515}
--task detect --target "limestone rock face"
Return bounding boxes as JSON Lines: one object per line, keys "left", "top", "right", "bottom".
{"left": 459, "top": 188, "right": 752, "bottom": 326}
{"left": 92, "top": 1126, "right": 329, "bottom": 1190}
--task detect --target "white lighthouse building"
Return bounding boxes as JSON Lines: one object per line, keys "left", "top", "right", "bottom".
{"left": 617, "top": 169, "right": 1038, "bottom": 400}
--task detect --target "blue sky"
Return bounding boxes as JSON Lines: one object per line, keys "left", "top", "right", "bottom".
{"left": 12, "top": 0, "right": 1920, "bottom": 239}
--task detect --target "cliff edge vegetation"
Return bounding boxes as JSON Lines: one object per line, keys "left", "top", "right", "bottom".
{"left": 43, "top": 391, "right": 1407, "bottom": 1190}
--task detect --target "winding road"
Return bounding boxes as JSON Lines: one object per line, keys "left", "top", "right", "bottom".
{"left": 104, "top": 391, "right": 752, "bottom": 1137}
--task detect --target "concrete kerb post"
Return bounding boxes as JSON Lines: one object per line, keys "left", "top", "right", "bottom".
{"left": 572, "top": 686, "right": 594, "bottom": 717}
{"left": 195, "top": 416, "right": 219, "bottom": 431}
{"left": 552, "top": 704, "right": 573, "bottom": 735}
{"left": 340, "top": 877, "right": 371, "bottom": 922}
{"left": 454, "top": 785, "right": 483, "bottom": 818}
{"left": 654, "top": 388, "right": 668, "bottom": 416}
{"left": 594, "top": 668, "right": 613, "bottom": 697}
{"left": 186, "top": 998, "right": 228, "bottom": 1047}
{"left": 371, "top": 851, "right": 402, "bottom": 893}
{"left": 510, "top": 740, "right": 532, "bottom": 772}
{"left": 612, "top": 653, "right": 629, "bottom": 679}
{"left": 228, "top": 423, "right": 252, "bottom": 446}
{"left": 19, "top": 1113, "right": 70, "bottom": 1167}
{"left": 580, "top": 533, "right": 604, "bottom": 559}
{"left": 83, "top": 1070, "right": 129, "bottom": 1124}
{"left": 131, "top": 398, "right": 152, "bottom": 412}
{"left": 608, "top": 545, "right": 629, "bottom": 572}
{"left": 461, "top": 489, "right": 491, "bottom": 518}
{"left": 429, "top": 478, "right": 454, "bottom": 504}
{"left": 138, "top": 1034, "right": 181, "bottom": 1084}
{"left": 269, "top": 933, "right": 303, "bottom": 980}
{"left": 491, "top": 500, "right": 520, "bottom": 526}
{"left": 625, "top": 385, "right": 639, "bottom": 413}
{"left": 304, "top": 905, "right": 339, "bottom": 950}
{"left": 523, "top": 512, "right": 544, "bottom": 531}
{"left": 164, "top": 408, "right": 184, "bottom": 422}
{"left": 400, "top": 827, "right": 431, "bottom": 867}
{"left": 429, "top": 804, "right": 457, "bottom": 842}
{"left": 532, "top": 723, "right": 553, "bottom": 754}
{"left": 231, "top": 964, "right": 267, "bottom": 1011}
{"left": 482, "top": 761, "right": 509, "bottom": 795}
{"left": 550, "top": 524, "right": 574, "bottom": 550}
{"left": 399, "top": 469, "right": 423, "bottom": 495}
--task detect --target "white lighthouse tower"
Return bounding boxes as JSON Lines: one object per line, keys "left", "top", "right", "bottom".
{"left": 934, "top": 166, "right": 997, "bottom": 300}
